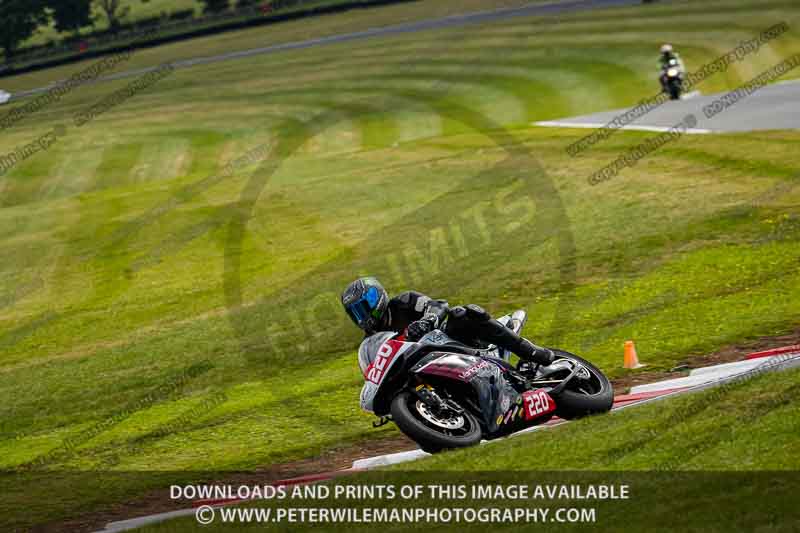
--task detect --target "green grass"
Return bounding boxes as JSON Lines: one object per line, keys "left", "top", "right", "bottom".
{"left": 135, "top": 366, "right": 800, "bottom": 532}
{"left": 1, "top": 0, "right": 800, "bottom": 529}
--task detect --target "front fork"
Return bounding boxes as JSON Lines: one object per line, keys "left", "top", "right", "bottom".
{"left": 371, "top": 384, "right": 456, "bottom": 429}
{"left": 414, "top": 383, "right": 469, "bottom": 420}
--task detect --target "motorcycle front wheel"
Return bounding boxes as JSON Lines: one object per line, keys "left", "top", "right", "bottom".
{"left": 390, "top": 391, "right": 482, "bottom": 453}
{"left": 668, "top": 81, "right": 682, "bottom": 100}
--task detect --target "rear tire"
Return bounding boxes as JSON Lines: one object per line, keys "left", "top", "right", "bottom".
{"left": 390, "top": 392, "right": 482, "bottom": 452}
{"left": 549, "top": 351, "right": 614, "bottom": 420}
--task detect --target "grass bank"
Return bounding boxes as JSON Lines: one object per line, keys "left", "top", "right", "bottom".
{"left": 0, "top": 0, "right": 799, "bottom": 529}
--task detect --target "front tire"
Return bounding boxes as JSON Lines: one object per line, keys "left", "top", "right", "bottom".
{"left": 390, "top": 392, "right": 482, "bottom": 452}
{"left": 668, "top": 81, "right": 682, "bottom": 100}
{"left": 549, "top": 351, "right": 614, "bottom": 420}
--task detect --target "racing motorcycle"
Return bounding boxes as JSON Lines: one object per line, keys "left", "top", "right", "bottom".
{"left": 660, "top": 58, "right": 683, "bottom": 100}
{"left": 359, "top": 310, "right": 613, "bottom": 453}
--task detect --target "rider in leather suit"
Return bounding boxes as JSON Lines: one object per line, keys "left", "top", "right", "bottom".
{"left": 659, "top": 44, "right": 685, "bottom": 72}
{"left": 341, "top": 277, "right": 555, "bottom": 373}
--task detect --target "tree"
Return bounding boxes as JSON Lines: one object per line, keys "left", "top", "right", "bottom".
{"left": 48, "top": 0, "right": 93, "bottom": 36}
{"left": 0, "top": 0, "right": 50, "bottom": 59}
{"left": 199, "top": 0, "right": 230, "bottom": 15}
{"left": 94, "top": 0, "right": 130, "bottom": 33}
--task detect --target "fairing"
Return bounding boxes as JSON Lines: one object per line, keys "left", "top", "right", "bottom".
{"left": 411, "top": 352, "right": 518, "bottom": 434}
{"left": 359, "top": 334, "right": 412, "bottom": 412}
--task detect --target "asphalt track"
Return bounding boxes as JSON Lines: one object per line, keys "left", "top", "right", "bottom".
{"left": 3, "top": 0, "right": 646, "bottom": 103}
{"left": 535, "top": 79, "right": 800, "bottom": 133}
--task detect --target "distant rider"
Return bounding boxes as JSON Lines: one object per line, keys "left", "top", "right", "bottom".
{"left": 658, "top": 44, "right": 686, "bottom": 98}
{"left": 341, "top": 277, "right": 555, "bottom": 375}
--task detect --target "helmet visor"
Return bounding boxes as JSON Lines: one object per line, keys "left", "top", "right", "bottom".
{"left": 345, "top": 286, "right": 382, "bottom": 328}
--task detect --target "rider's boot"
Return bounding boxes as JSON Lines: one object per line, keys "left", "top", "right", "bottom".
{"left": 516, "top": 338, "right": 556, "bottom": 367}
{"left": 449, "top": 305, "right": 555, "bottom": 366}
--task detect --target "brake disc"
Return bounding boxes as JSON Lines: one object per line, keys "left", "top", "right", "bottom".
{"left": 415, "top": 401, "right": 465, "bottom": 430}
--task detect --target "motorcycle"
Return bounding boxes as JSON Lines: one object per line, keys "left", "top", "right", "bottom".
{"left": 359, "top": 310, "right": 613, "bottom": 453}
{"left": 660, "top": 58, "right": 683, "bottom": 100}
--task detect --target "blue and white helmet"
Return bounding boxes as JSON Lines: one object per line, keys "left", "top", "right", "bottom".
{"left": 341, "top": 277, "right": 389, "bottom": 333}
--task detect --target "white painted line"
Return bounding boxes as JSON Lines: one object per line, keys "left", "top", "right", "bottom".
{"left": 533, "top": 120, "right": 713, "bottom": 134}
{"left": 631, "top": 373, "right": 735, "bottom": 394}
{"left": 680, "top": 90, "right": 702, "bottom": 100}
{"left": 96, "top": 508, "right": 198, "bottom": 533}
{"left": 352, "top": 449, "right": 430, "bottom": 469}
{"left": 630, "top": 353, "right": 800, "bottom": 394}
{"left": 690, "top": 358, "right": 766, "bottom": 377}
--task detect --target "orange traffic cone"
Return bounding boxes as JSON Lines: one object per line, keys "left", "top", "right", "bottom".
{"left": 623, "top": 340, "right": 645, "bottom": 369}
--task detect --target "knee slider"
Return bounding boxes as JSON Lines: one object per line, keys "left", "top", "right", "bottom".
{"left": 450, "top": 306, "right": 467, "bottom": 319}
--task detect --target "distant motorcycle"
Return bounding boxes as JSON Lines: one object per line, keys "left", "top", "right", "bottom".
{"left": 660, "top": 58, "right": 683, "bottom": 100}
{"left": 359, "top": 310, "right": 613, "bottom": 453}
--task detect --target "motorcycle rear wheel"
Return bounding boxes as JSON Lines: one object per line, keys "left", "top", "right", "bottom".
{"left": 547, "top": 351, "right": 614, "bottom": 420}
{"left": 390, "top": 391, "right": 482, "bottom": 453}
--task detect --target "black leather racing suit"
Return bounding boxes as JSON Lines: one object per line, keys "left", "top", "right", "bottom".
{"left": 377, "top": 291, "right": 551, "bottom": 364}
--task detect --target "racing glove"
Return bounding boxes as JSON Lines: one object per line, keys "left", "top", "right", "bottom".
{"left": 405, "top": 314, "right": 438, "bottom": 341}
